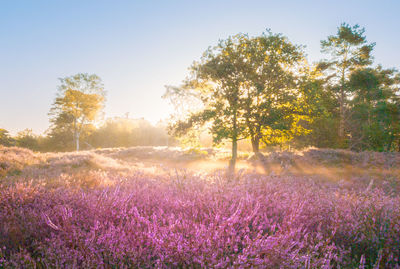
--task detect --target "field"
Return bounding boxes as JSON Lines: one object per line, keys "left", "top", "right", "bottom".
{"left": 1, "top": 146, "right": 400, "bottom": 268}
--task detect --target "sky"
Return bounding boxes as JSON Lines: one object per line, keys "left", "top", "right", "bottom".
{"left": 1, "top": 0, "right": 399, "bottom": 135}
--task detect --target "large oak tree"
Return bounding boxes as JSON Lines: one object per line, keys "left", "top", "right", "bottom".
{"left": 169, "top": 31, "right": 312, "bottom": 172}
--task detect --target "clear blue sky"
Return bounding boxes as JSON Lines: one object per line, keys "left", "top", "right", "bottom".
{"left": 1, "top": 0, "right": 399, "bottom": 135}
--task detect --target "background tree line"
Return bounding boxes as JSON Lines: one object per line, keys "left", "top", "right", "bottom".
{"left": 1, "top": 73, "right": 171, "bottom": 152}
{"left": 0, "top": 118, "right": 171, "bottom": 152}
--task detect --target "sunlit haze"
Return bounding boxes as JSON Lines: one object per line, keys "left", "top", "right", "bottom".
{"left": 1, "top": 2, "right": 400, "bottom": 265}
{"left": 1, "top": 0, "right": 399, "bottom": 134}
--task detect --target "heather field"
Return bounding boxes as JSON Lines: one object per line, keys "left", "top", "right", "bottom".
{"left": 1, "top": 146, "right": 400, "bottom": 268}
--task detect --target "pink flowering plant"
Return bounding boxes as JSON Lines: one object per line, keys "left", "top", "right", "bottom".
{"left": 0, "top": 147, "right": 399, "bottom": 268}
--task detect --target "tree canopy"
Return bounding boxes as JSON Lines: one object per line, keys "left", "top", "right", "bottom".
{"left": 168, "top": 31, "right": 317, "bottom": 171}
{"left": 48, "top": 73, "right": 106, "bottom": 151}
{"left": 319, "top": 23, "right": 375, "bottom": 143}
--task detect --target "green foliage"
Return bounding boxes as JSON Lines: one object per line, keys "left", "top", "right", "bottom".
{"left": 0, "top": 129, "right": 14, "bottom": 146}
{"left": 15, "top": 129, "right": 40, "bottom": 151}
{"left": 171, "top": 33, "right": 252, "bottom": 170}
{"left": 237, "top": 31, "right": 312, "bottom": 151}
{"left": 169, "top": 31, "right": 315, "bottom": 170}
{"left": 184, "top": 147, "right": 209, "bottom": 158}
{"left": 190, "top": 34, "right": 248, "bottom": 145}
{"left": 304, "top": 22, "right": 400, "bottom": 152}
{"left": 3, "top": 23, "right": 399, "bottom": 155}
{"left": 319, "top": 23, "right": 375, "bottom": 141}
{"left": 293, "top": 69, "right": 342, "bottom": 148}
{"left": 166, "top": 23, "right": 400, "bottom": 154}
{"left": 320, "top": 23, "right": 374, "bottom": 70}
{"left": 347, "top": 66, "right": 400, "bottom": 151}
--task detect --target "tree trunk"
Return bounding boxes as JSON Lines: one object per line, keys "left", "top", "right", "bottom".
{"left": 228, "top": 111, "right": 238, "bottom": 176}
{"left": 397, "top": 138, "right": 400, "bottom": 152}
{"left": 386, "top": 135, "right": 394, "bottom": 152}
{"left": 338, "top": 64, "right": 347, "bottom": 143}
{"left": 251, "top": 137, "right": 259, "bottom": 154}
{"left": 229, "top": 138, "right": 237, "bottom": 175}
{"left": 339, "top": 88, "right": 345, "bottom": 139}
{"left": 75, "top": 132, "right": 80, "bottom": 151}
{"left": 73, "top": 118, "right": 79, "bottom": 151}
